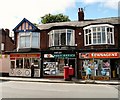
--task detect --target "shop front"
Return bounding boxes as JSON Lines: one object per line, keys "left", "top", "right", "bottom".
{"left": 43, "top": 52, "right": 76, "bottom": 78}
{"left": 79, "top": 52, "right": 120, "bottom": 80}
{"left": 9, "top": 53, "right": 41, "bottom": 77}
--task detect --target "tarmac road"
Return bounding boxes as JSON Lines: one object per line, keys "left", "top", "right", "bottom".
{"left": 0, "top": 81, "right": 119, "bottom": 98}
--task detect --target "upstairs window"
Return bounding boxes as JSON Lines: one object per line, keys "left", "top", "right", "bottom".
{"left": 48, "top": 29, "right": 75, "bottom": 47}
{"left": 18, "top": 32, "right": 40, "bottom": 48}
{"left": 84, "top": 24, "right": 114, "bottom": 46}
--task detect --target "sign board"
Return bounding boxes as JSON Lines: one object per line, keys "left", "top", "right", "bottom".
{"left": 44, "top": 54, "right": 76, "bottom": 58}
{"left": 54, "top": 54, "right": 75, "bottom": 58}
{"left": 10, "top": 53, "right": 40, "bottom": 58}
{"left": 79, "top": 52, "right": 120, "bottom": 59}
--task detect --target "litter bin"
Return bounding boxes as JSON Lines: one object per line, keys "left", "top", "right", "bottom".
{"left": 64, "top": 66, "right": 69, "bottom": 81}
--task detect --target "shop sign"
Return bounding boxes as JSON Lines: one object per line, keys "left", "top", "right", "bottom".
{"left": 54, "top": 54, "right": 76, "bottom": 58}
{"left": 44, "top": 54, "right": 76, "bottom": 58}
{"left": 90, "top": 52, "right": 119, "bottom": 58}
{"left": 44, "top": 54, "right": 54, "bottom": 58}
{"left": 79, "top": 52, "right": 120, "bottom": 59}
{"left": 10, "top": 54, "right": 40, "bottom": 58}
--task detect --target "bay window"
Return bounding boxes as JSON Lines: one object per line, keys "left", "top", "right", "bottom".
{"left": 49, "top": 29, "right": 75, "bottom": 47}
{"left": 84, "top": 24, "right": 114, "bottom": 46}
{"left": 18, "top": 32, "right": 40, "bottom": 48}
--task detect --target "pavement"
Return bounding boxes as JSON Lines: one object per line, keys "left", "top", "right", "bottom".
{"left": 0, "top": 76, "right": 120, "bottom": 85}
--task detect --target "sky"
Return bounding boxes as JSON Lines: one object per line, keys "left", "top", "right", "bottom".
{"left": 0, "top": 0, "right": 119, "bottom": 35}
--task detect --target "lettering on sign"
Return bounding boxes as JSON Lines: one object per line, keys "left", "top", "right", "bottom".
{"left": 90, "top": 52, "right": 119, "bottom": 58}
{"left": 79, "top": 52, "right": 120, "bottom": 59}
{"left": 10, "top": 54, "right": 40, "bottom": 58}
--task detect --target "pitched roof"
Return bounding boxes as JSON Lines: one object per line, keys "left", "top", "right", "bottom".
{"left": 37, "top": 17, "right": 119, "bottom": 30}
{"left": 13, "top": 18, "right": 38, "bottom": 32}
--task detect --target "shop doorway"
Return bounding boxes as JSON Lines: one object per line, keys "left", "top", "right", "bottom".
{"left": 110, "top": 59, "right": 119, "bottom": 79}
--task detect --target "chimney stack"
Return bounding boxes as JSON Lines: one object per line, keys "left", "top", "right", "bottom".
{"left": 78, "top": 8, "right": 84, "bottom": 21}
{"left": 5, "top": 29, "right": 10, "bottom": 36}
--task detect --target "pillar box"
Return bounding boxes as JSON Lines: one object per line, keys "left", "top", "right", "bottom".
{"left": 64, "top": 66, "right": 69, "bottom": 81}
{"left": 69, "top": 67, "right": 74, "bottom": 76}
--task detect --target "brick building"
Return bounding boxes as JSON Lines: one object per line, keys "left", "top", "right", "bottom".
{"left": 0, "top": 29, "right": 15, "bottom": 76}
{"left": 9, "top": 8, "right": 120, "bottom": 80}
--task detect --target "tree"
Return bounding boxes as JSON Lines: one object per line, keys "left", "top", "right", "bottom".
{"left": 41, "top": 13, "right": 71, "bottom": 24}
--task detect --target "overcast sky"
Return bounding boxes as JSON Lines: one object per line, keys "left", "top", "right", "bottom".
{"left": 0, "top": 0, "right": 119, "bottom": 34}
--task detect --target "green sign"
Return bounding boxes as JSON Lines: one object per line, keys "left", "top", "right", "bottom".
{"left": 54, "top": 54, "right": 75, "bottom": 58}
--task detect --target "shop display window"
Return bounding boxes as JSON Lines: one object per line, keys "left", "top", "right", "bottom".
{"left": 16, "top": 58, "right": 23, "bottom": 68}
{"left": 31, "top": 58, "right": 39, "bottom": 68}
{"left": 43, "top": 59, "right": 65, "bottom": 76}
{"left": 24, "top": 58, "right": 30, "bottom": 69}
{"left": 15, "top": 58, "right": 39, "bottom": 69}
{"left": 82, "top": 59, "right": 110, "bottom": 76}
{"left": 10, "top": 61, "right": 15, "bottom": 69}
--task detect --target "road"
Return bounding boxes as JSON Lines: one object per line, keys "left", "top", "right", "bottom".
{"left": 0, "top": 81, "right": 119, "bottom": 98}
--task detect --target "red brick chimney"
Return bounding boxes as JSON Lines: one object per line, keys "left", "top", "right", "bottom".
{"left": 78, "top": 8, "right": 84, "bottom": 21}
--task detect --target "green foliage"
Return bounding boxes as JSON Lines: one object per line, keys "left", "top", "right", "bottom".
{"left": 41, "top": 13, "right": 71, "bottom": 24}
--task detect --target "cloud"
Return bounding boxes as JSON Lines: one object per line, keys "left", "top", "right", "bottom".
{"left": 0, "top": 0, "right": 76, "bottom": 32}
{"left": 81, "top": 0, "right": 119, "bottom": 9}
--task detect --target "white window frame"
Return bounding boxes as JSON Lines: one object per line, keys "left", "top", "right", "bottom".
{"left": 83, "top": 24, "right": 114, "bottom": 46}
{"left": 18, "top": 32, "right": 40, "bottom": 49}
{"left": 48, "top": 29, "right": 75, "bottom": 47}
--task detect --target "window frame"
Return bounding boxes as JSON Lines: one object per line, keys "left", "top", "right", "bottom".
{"left": 48, "top": 29, "right": 75, "bottom": 47}
{"left": 18, "top": 32, "right": 40, "bottom": 49}
{"left": 83, "top": 24, "right": 114, "bottom": 46}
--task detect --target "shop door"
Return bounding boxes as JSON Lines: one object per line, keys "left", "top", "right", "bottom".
{"left": 110, "top": 59, "right": 119, "bottom": 79}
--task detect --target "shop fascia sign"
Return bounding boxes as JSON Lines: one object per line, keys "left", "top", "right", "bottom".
{"left": 44, "top": 53, "right": 75, "bottom": 58}
{"left": 54, "top": 54, "right": 75, "bottom": 58}
{"left": 79, "top": 52, "right": 120, "bottom": 59}
{"left": 10, "top": 53, "right": 41, "bottom": 58}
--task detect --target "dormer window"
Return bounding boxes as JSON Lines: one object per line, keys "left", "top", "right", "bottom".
{"left": 48, "top": 29, "right": 75, "bottom": 47}
{"left": 84, "top": 24, "right": 114, "bottom": 46}
{"left": 18, "top": 32, "right": 40, "bottom": 48}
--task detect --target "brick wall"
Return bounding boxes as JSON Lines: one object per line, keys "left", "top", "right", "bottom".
{"left": 0, "top": 29, "right": 15, "bottom": 53}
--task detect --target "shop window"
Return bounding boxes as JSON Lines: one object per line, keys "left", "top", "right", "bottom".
{"left": 84, "top": 24, "right": 114, "bottom": 46}
{"left": 43, "top": 61, "right": 59, "bottom": 75}
{"left": 43, "top": 59, "right": 65, "bottom": 76}
{"left": 16, "top": 58, "right": 23, "bottom": 68}
{"left": 10, "top": 61, "right": 15, "bottom": 69}
{"left": 82, "top": 59, "right": 110, "bottom": 76}
{"left": 31, "top": 58, "right": 39, "bottom": 68}
{"left": 24, "top": 58, "right": 30, "bottom": 69}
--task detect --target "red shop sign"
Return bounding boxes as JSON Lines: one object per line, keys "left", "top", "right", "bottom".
{"left": 10, "top": 53, "right": 41, "bottom": 58}
{"left": 79, "top": 52, "right": 120, "bottom": 59}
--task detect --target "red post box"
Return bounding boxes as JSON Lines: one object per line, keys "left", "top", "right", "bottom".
{"left": 69, "top": 67, "right": 74, "bottom": 76}
{"left": 69, "top": 66, "right": 74, "bottom": 81}
{"left": 64, "top": 66, "right": 69, "bottom": 81}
